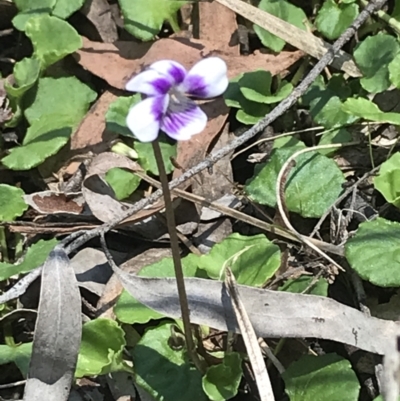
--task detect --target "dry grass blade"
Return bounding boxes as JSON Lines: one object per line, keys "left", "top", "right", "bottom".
{"left": 23, "top": 247, "right": 82, "bottom": 401}
{"left": 216, "top": 0, "right": 361, "bottom": 77}
{"left": 225, "top": 267, "right": 275, "bottom": 401}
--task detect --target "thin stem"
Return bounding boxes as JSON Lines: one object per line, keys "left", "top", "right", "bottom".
{"left": 152, "top": 139, "right": 205, "bottom": 373}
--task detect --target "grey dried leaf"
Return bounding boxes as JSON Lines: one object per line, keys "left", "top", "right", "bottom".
{"left": 23, "top": 247, "right": 82, "bottom": 401}
{"left": 111, "top": 265, "right": 398, "bottom": 356}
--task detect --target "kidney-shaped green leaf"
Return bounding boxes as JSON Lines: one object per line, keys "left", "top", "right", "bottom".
{"left": 283, "top": 353, "right": 360, "bottom": 401}
{"left": 0, "top": 184, "right": 28, "bottom": 222}
{"left": 132, "top": 322, "right": 206, "bottom": 401}
{"left": 374, "top": 152, "right": 400, "bottom": 208}
{"left": 354, "top": 33, "right": 400, "bottom": 93}
{"left": 245, "top": 141, "right": 345, "bottom": 217}
{"left": 198, "top": 233, "right": 281, "bottom": 286}
{"left": 346, "top": 218, "right": 400, "bottom": 287}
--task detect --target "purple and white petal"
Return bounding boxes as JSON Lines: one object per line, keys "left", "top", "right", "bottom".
{"left": 126, "top": 95, "right": 168, "bottom": 142}
{"left": 179, "top": 57, "right": 228, "bottom": 98}
{"left": 149, "top": 60, "right": 187, "bottom": 85}
{"left": 125, "top": 69, "right": 172, "bottom": 96}
{"left": 161, "top": 103, "right": 207, "bottom": 141}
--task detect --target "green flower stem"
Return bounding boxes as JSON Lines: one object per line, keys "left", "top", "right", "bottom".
{"left": 359, "top": 0, "right": 400, "bottom": 35}
{"left": 0, "top": 227, "right": 9, "bottom": 263}
{"left": 152, "top": 139, "right": 205, "bottom": 374}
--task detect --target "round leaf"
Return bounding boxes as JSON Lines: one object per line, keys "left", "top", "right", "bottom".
{"left": 25, "top": 15, "right": 82, "bottom": 70}
{"left": 354, "top": 33, "right": 400, "bottom": 93}
{"left": 52, "top": 0, "right": 85, "bottom": 19}
{"left": 283, "top": 353, "right": 360, "bottom": 401}
{"left": 254, "top": 0, "right": 307, "bottom": 52}
{"left": 245, "top": 141, "right": 345, "bottom": 218}
{"left": 0, "top": 184, "right": 28, "bottom": 221}
{"left": 315, "top": 0, "right": 359, "bottom": 40}
{"left": 346, "top": 218, "right": 400, "bottom": 287}
{"left": 118, "top": 0, "right": 184, "bottom": 41}
{"left": 198, "top": 233, "right": 281, "bottom": 286}
{"left": 374, "top": 152, "right": 400, "bottom": 207}
{"left": 202, "top": 353, "right": 242, "bottom": 401}
{"left": 105, "top": 167, "right": 141, "bottom": 200}
{"left": 12, "top": 0, "right": 55, "bottom": 31}
{"left": 76, "top": 318, "right": 128, "bottom": 377}
{"left": 132, "top": 322, "right": 206, "bottom": 401}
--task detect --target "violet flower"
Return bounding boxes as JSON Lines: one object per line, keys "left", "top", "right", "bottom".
{"left": 125, "top": 58, "right": 228, "bottom": 142}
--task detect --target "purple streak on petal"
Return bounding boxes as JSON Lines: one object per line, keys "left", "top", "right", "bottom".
{"left": 151, "top": 94, "right": 168, "bottom": 122}
{"left": 182, "top": 75, "right": 208, "bottom": 97}
{"left": 161, "top": 101, "right": 207, "bottom": 141}
{"left": 168, "top": 64, "right": 186, "bottom": 84}
{"left": 151, "top": 77, "right": 172, "bottom": 95}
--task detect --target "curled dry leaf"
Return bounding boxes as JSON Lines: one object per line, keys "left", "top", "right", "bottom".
{"left": 82, "top": 152, "right": 163, "bottom": 224}
{"left": 23, "top": 247, "right": 81, "bottom": 401}
{"left": 75, "top": 36, "right": 303, "bottom": 90}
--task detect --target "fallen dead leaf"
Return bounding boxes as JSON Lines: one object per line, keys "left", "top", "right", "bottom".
{"left": 24, "top": 191, "right": 85, "bottom": 215}
{"left": 198, "top": 1, "right": 239, "bottom": 56}
{"left": 75, "top": 36, "right": 303, "bottom": 90}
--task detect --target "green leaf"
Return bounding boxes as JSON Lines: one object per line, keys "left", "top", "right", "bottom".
{"left": 389, "top": 53, "right": 400, "bottom": 89}
{"left": 3, "top": 76, "right": 97, "bottom": 170}
{"left": 279, "top": 276, "right": 328, "bottom": 296}
{"left": 238, "top": 70, "right": 293, "bottom": 104}
{"left": 223, "top": 75, "right": 244, "bottom": 109}
{"left": 374, "top": 152, "right": 400, "bottom": 207}
{"left": 283, "top": 354, "right": 360, "bottom": 401}
{"left": 132, "top": 322, "right": 207, "bottom": 401}
{"left": 254, "top": 0, "right": 307, "bottom": 52}
{"left": 5, "top": 58, "right": 41, "bottom": 99}
{"left": 342, "top": 97, "right": 400, "bottom": 125}
{"left": 353, "top": 33, "right": 400, "bottom": 93}
{"left": 105, "top": 167, "right": 141, "bottom": 200}
{"left": 315, "top": 0, "right": 358, "bottom": 40}
{"left": 302, "top": 75, "right": 356, "bottom": 128}
{"left": 135, "top": 133, "right": 177, "bottom": 175}
{"left": 0, "top": 184, "right": 28, "bottom": 221}
{"left": 52, "top": 0, "right": 85, "bottom": 19}
{"left": 345, "top": 218, "right": 400, "bottom": 287}
{"left": 24, "top": 76, "right": 96, "bottom": 124}
{"left": 318, "top": 128, "right": 352, "bottom": 156}
{"left": 118, "top": 0, "right": 185, "bottom": 41}
{"left": 245, "top": 140, "right": 345, "bottom": 218}
{"left": 12, "top": 0, "right": 55, "bottom": 31}
{"left": 0, "top": 239, "right": 58, "bottom": 281}
{"left": 198, "top": 233, "right": 281, "bottom": 286}
{"left": 114, "top": 254, "right": 204, "bottom": 324}
{"left": 202, "top": 353, "right": 242, "bottom": 401}
{"left": 236, "top": 101, "right": 270, "bottom": 125}
{"left": 76, "top": 318, "right": 129, "bottom": 377}
{"left": 2, "top": 117, "right": 73, "bottom": 170}
{"left": 106, "top": 94, "right": 142, "bottom": 137}
{"left": 0, "top": 343, "right": 32, "bottom": 377}
{"left": 25, "top": 15, "right": 82, "bottom": 70}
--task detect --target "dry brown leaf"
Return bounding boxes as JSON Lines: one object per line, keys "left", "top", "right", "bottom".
{"left": 75, "top": 36, "right": 303, "bottom": 90}
{"left": 24, "top": 191, "right": 85, "bottom": 215}
{"left": 80, "top": 0, "right": 118, "bottom": 43}
{"left": 198, "top": 1, "right": 239, "bottom": 56}
{"left": 82, "top": 152, "right": 163, "bottom": 224}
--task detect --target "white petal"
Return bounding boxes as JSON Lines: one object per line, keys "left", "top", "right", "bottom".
{"left": 179, "top": 57, "right": 228, "bottom": 98}
{"left": 161, "top": 104, "right": 207, "bottom": 141}
{"left": 125, "top": 69, "right": 171, "bottom": 96}
{"left": 126, "top": 96, "right": 168, "bottom": 142}
{"left": 149, "top": 60, "right": 187, "bottom": 85}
